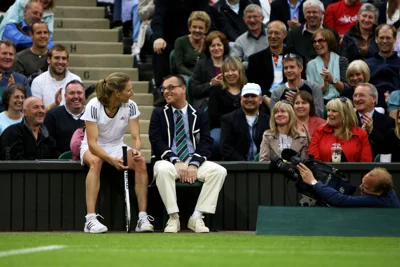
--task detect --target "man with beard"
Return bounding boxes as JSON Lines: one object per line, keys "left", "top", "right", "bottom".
{"left": 44, "top": 80, "right": 86, "bottom": 154}
{"left": 0, "top": 96, "right": 58, "bottom": 160}
{"left": 0, "top": 40, "right": 31, "bottom": 112}
{"left": 31, "top": 44, "right": 81, "bottom": 109}
{"left": 270, "top": 53, "right": 323, "bottom": 117}
{"left": 352, "top": 83, "right": 394, "bottom": 159}
{"left": 366, "top": 24, "right": 400, "bottom": 109}
{"left": 286, "top": 0, "right": 339, "bottom": 63}
{"left": 2, "top": 1, "right": 54, "bottom": 52}
{"left": 13, "top": 21, "right": 49, "bottom": 85}
{"left": 220, "top": 83, "right": 270, "bottom": 161}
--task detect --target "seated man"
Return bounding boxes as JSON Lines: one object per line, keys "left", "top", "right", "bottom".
{"left": 270, "top": 53, "right": 323, "bottom": 117}
{"left": 149, "top": 74, "right": 227, "bottom": 233}
{"left": 220, "top": 83, "right": 270, "bottom": 161}
{"left": 2, "top": 1, "right": 54, "bottom": 52}
{"left": 270, "top": 0, "right": 305, "bottom": 30}
{"left": 44, "top": 80, "right": 86, "bottom": 154}
{"left": 230, "top": 4, "right": 268, "bottom": 69}
{"left": 13, "top": 21, "right": 49, "bottom": 85}
{"left": 0, "top": 40, "right": 31, "bottom": 112}
{"left": 0, "top": 96, "right": 58, "bottom": 160}
{"left": 298, "top": 164, "right": 400, "bottom": 207}
{"left": 31, "top": 44, "right": 81, "bottom": 109}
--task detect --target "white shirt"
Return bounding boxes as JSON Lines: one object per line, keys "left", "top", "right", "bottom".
{"left": 31, "top": 69, "right": 82, "bottom": 107}
{"left": 80, "top": 97, "right": 140, "bottom": 148}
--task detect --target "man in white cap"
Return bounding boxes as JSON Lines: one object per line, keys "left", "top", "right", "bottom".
{"left": 220, "top": 83, "right": 270, "bottom": 161}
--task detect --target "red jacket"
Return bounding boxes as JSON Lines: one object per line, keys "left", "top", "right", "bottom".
{"left": 309, "top": 125, "right": 372, "bottom": 162}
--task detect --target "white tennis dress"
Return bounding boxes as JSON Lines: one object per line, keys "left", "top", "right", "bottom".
{"left": 80, "top": 97, "right": 141, "bottom": 165}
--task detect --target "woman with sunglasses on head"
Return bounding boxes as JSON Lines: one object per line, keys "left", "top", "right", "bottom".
{"left": 309, "top": 97, "right": 372, "bottom": 162}
{"left": 307, "top": 29, "right": 350, "bottom": 103}
{"left": 208, "top": 56, "right": 247, "bottom": 159}
{"left": 381, "top": 108, "right": 400, "bottom": 162}
{"left": 293, "top": 91, "right": 326, "bottom": 141}
{"left": 190, "top": 31, "right": 229, "bottom": 109}
{"left": 259, "top": 100, "right": 308, "bottom": 162}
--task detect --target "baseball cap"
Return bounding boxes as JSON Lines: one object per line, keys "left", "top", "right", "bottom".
{"left": 241, "top": 83, "right": 262, "bottom": 97}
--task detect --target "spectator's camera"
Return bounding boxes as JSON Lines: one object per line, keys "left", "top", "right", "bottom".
{"left": 271, "top": 149, "right": 356, "bottom": 206}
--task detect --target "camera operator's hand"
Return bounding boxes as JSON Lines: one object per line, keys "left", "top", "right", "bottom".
{"left": 298, "top": 163, "right": 317, "bottom": 185}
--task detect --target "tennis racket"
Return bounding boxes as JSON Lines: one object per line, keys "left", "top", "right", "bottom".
{"left": 122, "top": 146, "right": 131, "bottom": 233}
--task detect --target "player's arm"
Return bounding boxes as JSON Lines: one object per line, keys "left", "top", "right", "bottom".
{"left": 128, "top": 117, "right": 142, "bottom": 152}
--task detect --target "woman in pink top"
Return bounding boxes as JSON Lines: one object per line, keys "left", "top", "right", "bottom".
{"left": 293, "top": 91, "right": 326, "bottom": 142}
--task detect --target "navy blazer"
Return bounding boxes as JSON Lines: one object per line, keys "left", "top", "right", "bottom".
{"left": 270, "top": 0, "right": 305, "bottom": 29}
{"left": 149, "top": 103, "right": 213, "bottom": 166}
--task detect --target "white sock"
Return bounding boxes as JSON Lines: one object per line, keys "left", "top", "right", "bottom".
{"left": 191, "top": 210, "right": 202, "bottom": 219}
{"left": 169, "top": 213, "right": 179, "bottom": 219}
{"left": 139, "top": 211, "right": 147, "bottom": 219}
{"left": 85, "top": 213, "right": 96, "bottom": 221}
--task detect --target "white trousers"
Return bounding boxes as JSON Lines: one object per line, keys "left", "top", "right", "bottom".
{"left": 154, "top": 160, "right": 226, "bottom": 214}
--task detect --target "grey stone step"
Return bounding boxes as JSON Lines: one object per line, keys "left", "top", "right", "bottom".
{"left": 68, "top": 67, "right": 138, "bottom": 81}
{"left": 56, "top": 0, "right": 97, "bottom": 6}
{"left": 137, "top": 120, "right": 150, "bottom": 134}
{"left": 132, "top": 93, "right": 153, "bottom": 106}
{"left": 83, "top": 81, "right": 149, "bottom": 94}
{"left": 53, "top": 29, "right": 119, "bottom": 42}
{"left": 54, "top": 6, "right": 104, "bottom": 19}
{"left": 123, "top": 134, "right": 151, "bottom": 149}
{"left": 69, "top": 54, "right": 133, "bottom": 68}
{"left": 58, "top": 41, "right": 122, "bottom": 55}
{"left": 137, "top": 106, "right": 154, "bottom": 120}
{"left": 54, "top": 18, "right": 109, "bottom": 29}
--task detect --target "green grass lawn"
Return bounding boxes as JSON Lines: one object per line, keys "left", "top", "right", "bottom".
{"left": 0, "top": 233, "right": 399, "bottom": 267}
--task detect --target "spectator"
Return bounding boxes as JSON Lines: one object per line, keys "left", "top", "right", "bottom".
{"left": 191, "top": 31, "right": 229, "bottom": 109}
{"left": 151, "top": 0, "right": 211, "bottom": 89}
{"left": 212, "top": 0, "right": 261, "bottom": 42}
{"left": 366, "top": 24, "right": 400, "bottom": 109}
{"left": 2, "top": 1, "right": 54, "bottom": 52}
{"left": 44, "top": 80, "right": 86, "bottom": 154}
{"left": 0, "top": 84, "right": 26, "bottom": 134}
{"left": 80, "top": 72, "right": 154, "bottom": 234}
{"left": 247, "top": 20, "right": 288, "bottom": 109}
{"left": 270, "top": 53, "right": 324, "bottom": 117}
{"left": 270, "top": 0, "right": 305, "bottom": 30}
{"left": 324, "top": 0, "right": 362, "bottom": 38}
{"left": 0, "top": 0, "right": 54, "bottom": 38}
{"left": 173, "top": 11, "right": 210, "bottom": 79}
{"left": 208, "top": 56, "right": 247, "bottom": 158}
{"left": 353, "top": 83, "right": 394, "bottom": 159}
{"left": 0, "top": 96, "right": 58, "bottom": 160}
{"left": 70, "top": 125, "right": 85, "bottom": 161}
{"left": 287, "top": 0, "right": 339, "bottom": 64}
{"left": 309, "top": 97, "right": 372, "bottom": 162}
{"left": 386, "top": 0, "right": 400, "bottom": 56}
{"left": 135, "top": 0, "right": 155, "bottom": 57}
{"left": 13, "top": 21, "right": 49, "bottom": 85}
{"left": 230, "top": 4, "right": 268, "bottom": 69}
{"left": 130, "top": 0, "right": 141, "bottom": 56}
{"left": 149, "top": 74, "right": 226, "bottom": 233}
{"left": 387, "top": 90, "right": 400, "bottom": 119}
{"left": 381, "top": 108, "right": 400, "bottom": 162}
{"left": 259, "top": 100, "right": 308, "bottom": 162}
{"left": 220, "top": 83, "right": 270, "bottom": 161}
{"left": 340, "top": 59, "right": 370, "bottom": 100}
{"left": 298, "top": 165, "right": 400, "bottom": 207}
{"left": 259, "top": 0, "right": 271, "bottom": 24}
{"left": 306, "top": 28, "right": 349, "bottom": 103}
{"left": 31, "top": 44, "right": 81, "bottom": 109}
{"left": 0, "top": 40, "right": 31, "bottom": 112}
{"left": 293, "top": 91, "right": 326, "bottom": 139}
{"left": 340, "top": 4, "right": 379, "bottom": 63}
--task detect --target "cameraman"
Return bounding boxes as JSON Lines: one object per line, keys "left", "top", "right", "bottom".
{"left": 297, "top": 163, "right": 400, "bottom": 208}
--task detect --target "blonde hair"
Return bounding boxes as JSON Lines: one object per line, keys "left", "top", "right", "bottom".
{"left": 395, "top": 109, "right": 400, "bottom": 139}
{"left": 220, "top": 56, "right": 247, "bottom": 90}
{"left": 96, "top": 72, "right": 130, "bottom": 107}
{"left": 326, "top": 97, "right": 358, "bottom": 140}
{"left": 267, "top": 101, "right": 298, "bottom": 137}
{"left": 187, "top": 11, "right": 211, "bottom": 32}
{"left": 346, "top": 60, "right": 370, "bottom": 86}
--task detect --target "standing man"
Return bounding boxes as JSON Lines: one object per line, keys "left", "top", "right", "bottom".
{"left": 31, "top": 44, "right": 81, "bottom": 109}
{"left": 220, "top": 83, "right": 270, "bottom": 161}
{"left": 0, "top": 96, "right": 58, "bottom": 160}
{"left": 44, "top": 80, "right": 86, "bottom": 154}
{"left": 149, "top": 74, "right": 226, "bottom": 233}
{"left": 0, "top": 40, "right": 31, "bottom": 112}
{"left": 353, "top": 83, "right": 395, "bottom": 159}
{"left": 13, "top": 21, "right": 50, "bottom": 85}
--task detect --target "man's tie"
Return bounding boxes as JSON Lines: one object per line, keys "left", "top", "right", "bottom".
{"left": 175, "top": 110, "right": 189, "bottom": 161}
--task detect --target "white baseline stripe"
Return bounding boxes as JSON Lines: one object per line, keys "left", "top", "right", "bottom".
{"left": 0, "top": 245, "right": 67, "bottom": 258}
